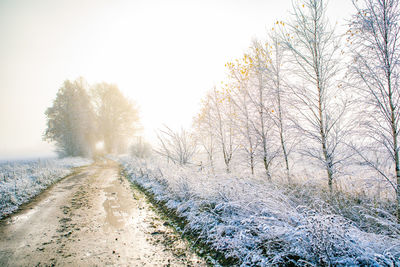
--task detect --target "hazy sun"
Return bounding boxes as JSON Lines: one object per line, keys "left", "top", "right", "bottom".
{"left": 95, "top": 141, "right": 104, "bottom": 151}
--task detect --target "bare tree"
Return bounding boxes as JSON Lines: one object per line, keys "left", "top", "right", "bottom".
{"left": 257, "top": 35, "right": 294, "bottom": 183}
{"left": 280, "top": 0, "right": 349, "bottom": 192}
{"left": 193, "top": 93, "right": 216, "bottom": 172}
{"left": 225, "top": 57, "right": 260, "bottom": 175}
{"left": 348, "top": 0, "right": 400, "bottom": 222}
{"left": 130, "top": 136, "right": 152, "bottom": 159}
{"left": 241, "top": 42, "right": 280, "bottom": 180}
{"left": 155, "top": 126, "right": 197, "bottom": 165}
{"left": 211, "top": 86, "right": 238, "bottom": 173}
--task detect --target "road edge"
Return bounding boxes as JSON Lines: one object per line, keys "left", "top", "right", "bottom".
{"left": 117, "top": 162, "right": 231, "bottom": 267}
{"left": 0, "top": 164, "right": 90, "bottom": 222}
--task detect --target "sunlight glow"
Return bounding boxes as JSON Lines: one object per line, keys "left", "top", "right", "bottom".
{"left": 95, "top": 141, "right": 104, "bottom": 151}
{"left": 0, "top": 0, "right": 354, "bottom": 158}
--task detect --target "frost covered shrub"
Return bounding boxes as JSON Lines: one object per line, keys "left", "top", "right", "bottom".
{"left": 284, "top": 182, "right": 400, "bottom": 237}
{"left": 130, "top": 140, "right": 152, "bottom": 158}
{"left": 0, "top": 157, "right": 92, "bottom": 218}
{"left": 295, "top": 210, "right": 357, "bottom": 265}
{"left": 119, "top": 156, "right": 400, "bottom": 266}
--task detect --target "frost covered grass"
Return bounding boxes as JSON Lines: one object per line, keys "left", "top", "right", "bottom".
{"left": 118, "top": 156, "right": 400, "bottom": 266}
{"left": 0, "top": 157, "right": 92, "bottom": 219}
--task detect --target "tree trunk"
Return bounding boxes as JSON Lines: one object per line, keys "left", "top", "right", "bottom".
{"left": 389, "top": 88, "right": 400, "bottom": 222}
{"left": 279, "top": 126, "right": 290, "bottom": 183}
{"left": 389, "top": 74, "right": 400, "bottom": 223}
{"left": 397, "top": 172, "right": 400, "bottom": 223}
{"left": 382, "top": 1, "right": 400, "bottom": 222}
{"left": 223, "top": 148, "right": 231, "bottom": 173}
{"left": 312, "top": 10, "right": 333, "bottom": 193}
{"left": 319, "top": 98, "right": 333, "bottom": 194}
{"left": 263, "top": 155, "right": 271, "bottom": 181}
{"left": 250, "top": 153, "right": 254, "bottom": 175}
{"left": 209, "top": 154, "right": 215, "bottom": 174}
{"left": 274, "top": 40, "right": 290, "bottom": 183}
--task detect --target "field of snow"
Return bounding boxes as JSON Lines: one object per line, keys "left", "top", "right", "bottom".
{"left": 118, "top": 156, "right": 400, "bottom": 266}
{"left": 0, "top": 157, "right": 92, "bottom": 219}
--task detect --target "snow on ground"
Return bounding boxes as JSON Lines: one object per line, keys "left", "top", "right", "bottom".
{"left": 118, "top": 156, "right": 400, "bottom": 266}
{"left": 0, "top": 157, "right": 92, "bottom": 219}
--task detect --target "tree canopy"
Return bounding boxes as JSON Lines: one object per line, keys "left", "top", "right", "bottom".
{"left": 44, "top": 77, "right": 138, "bottom": 157}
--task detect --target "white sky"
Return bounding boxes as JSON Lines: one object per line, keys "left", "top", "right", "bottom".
{"left": 0, "top": 0, "right": 354, "bottom": 159}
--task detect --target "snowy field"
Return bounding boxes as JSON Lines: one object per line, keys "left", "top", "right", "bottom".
{"left": 119, "top": 156, "right": 400, "bottom": 266}
{"left": 0, "top": 157, "right": 92, "bottom": 219}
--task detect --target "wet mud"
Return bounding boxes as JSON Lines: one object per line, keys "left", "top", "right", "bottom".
{"left": 0, "top": 159, "right": 205, "bottom": 266}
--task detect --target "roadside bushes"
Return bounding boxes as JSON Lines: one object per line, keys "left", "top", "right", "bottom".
{"left": 119, "top": 156, "right": 400, "bottom": 266}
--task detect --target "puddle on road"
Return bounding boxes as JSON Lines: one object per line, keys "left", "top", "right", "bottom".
{"left": 102, "top": 175, "right": 134, "bottom": 230}
{"left": 6, "top": 207, "right": 37, "bottom": 225}
{"left": 100, "top": 174, "right": 206, "bottom": 266}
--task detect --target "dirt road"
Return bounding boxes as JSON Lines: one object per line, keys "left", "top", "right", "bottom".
{"left": 0, "top": 159, "right": 206, "bottom": 266}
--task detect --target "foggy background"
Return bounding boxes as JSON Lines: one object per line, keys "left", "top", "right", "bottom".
{"left": 0, "top": 0, "right": 353, "bottom": 159}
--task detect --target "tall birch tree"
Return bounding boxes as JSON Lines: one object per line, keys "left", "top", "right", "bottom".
{"left": 349, "top": 0, "right": 400, "bottom": 222}
{"left": 280, "top": 0, "right": 348, "bottom": 192}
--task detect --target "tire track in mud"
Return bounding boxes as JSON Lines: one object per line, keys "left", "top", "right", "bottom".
{"left": 0, "top": 159, "right": 206, "bottom": 266}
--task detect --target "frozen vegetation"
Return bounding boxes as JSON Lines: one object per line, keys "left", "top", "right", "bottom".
{"left": 119, "top": 156, "right": 400, "bottom": 266}
{"left": 0, "top": 157, "right": 92, "bottom": 219}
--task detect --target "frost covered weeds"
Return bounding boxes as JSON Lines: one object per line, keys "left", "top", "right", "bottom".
{"left": 119, "top": 156, "right": 400, "bottom": 266}
{"left": 0, "top": 157, "right": 92, "bottom": 219}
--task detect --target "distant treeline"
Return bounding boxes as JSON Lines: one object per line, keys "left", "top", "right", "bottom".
{"left": 44, "top": 77, "right": 138, "bottom": 157}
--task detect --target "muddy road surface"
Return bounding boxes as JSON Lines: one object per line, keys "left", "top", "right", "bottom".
{"left": 0, "top": 159, "right": 206, "bottom": 266}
